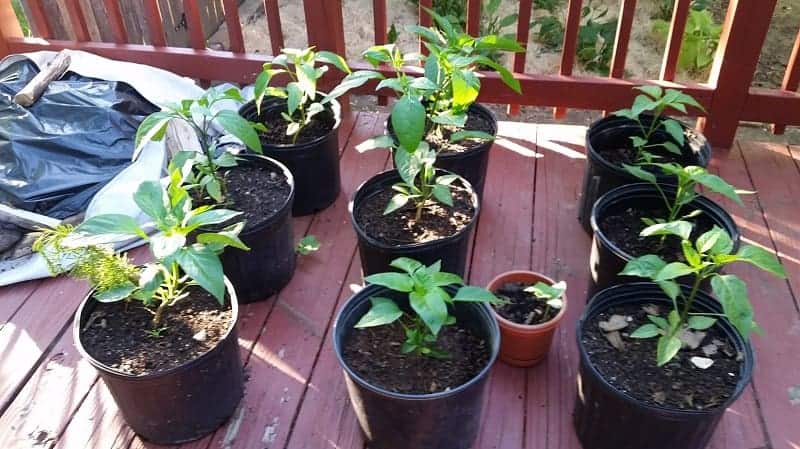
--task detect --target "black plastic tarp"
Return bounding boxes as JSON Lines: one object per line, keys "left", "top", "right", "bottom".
{"left": 0, "top": 58, "right": 157, "bottom": 219}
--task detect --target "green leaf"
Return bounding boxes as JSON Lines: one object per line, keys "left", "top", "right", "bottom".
{"left": 94, "top": 283, "right": 137, "bottom": 303}
{"left": 432, "top": 184, "right": 453, "bottom": 206}
{"left": 688, "top": 315, "right": 717, "bottom": 330}
{"left": 175, "top": 245, "right": 226, "bottom": 303}
{"left": 451, "top": 130, "right": 495, "bottom": 142}
{"left": 451, "top": 70, "right": 480, "bottom": 111}
{"left": 526, "top": 281, "right": 567, "bottom": 300}
{"left": 410, "top": 288, "right": 449, "bottom": 335}
{"left": 383, "top": 192, "right": 410, "bottom": 215}
{"left": 354, "top": 297, "right": 403, "bottom": 328}
{"left": 662, "top": 119, "right": 685, "bottom": 147}
{"left": 134, "top": 181, "right": 169, "bottom": 227}
{"left": 682, "top": 240, "right": 701, "bottom": 267}
{"left": 621, "top": 254, "right": 668, "bottom": 279}
{"left": 391, "top": 95, "right": 426, "bottom": 152}
{"left": 635, "top": 85, "right": 663, "bottom": 99}
{"left": 660, "top": 141, "right": 683, "bottom": 155}
{"left": 286, "top": 82, "right": 303, "bottom": 116}
{"left": 430, "top": 112, "right": 467, "bottom": 127}
{"left": 641, "top": 220, "right": 693, "bottom": 241}
{"left": 216, "top": 110, "right": 262, "bottom": 154}
{"left": 655, "top": 262, "right": 695, "bottom": 281}
{"left": 295, "top": 235, "right": 321, "bottom": 255}
{"left": 622, "top": 163, "right": 657, "bottom": 184}
{"left": 658, "top": 280, "right": 680, "bottom": 301}
{"left": 735, "top": 245, "right": 787, "bottom": 278}
{"left": 393, "top": 147, "right": 422, "bottom": 187}
{"left": 685, "top": 167, "right": 743, "bottom": 205}
{"left": 135, "top": 111, "right": 173, "bottom": 151}
{"left": 631, "top": 94, "right": 657, "bottom": 116}
{"left": 316, "top": 50, "right": 350, "bottom": 73}
{"left": 696, "top": 225, "right": 733, "bottom": 256}
{"left": 76, "top": 214, "right": 147, "bottom": 239}
{"left": 430, "top": 272, "right": 464, "bottom": 287}
{"left": 711, "top": 274, "right": 755, "bottom": 339}
{"left": 185, "top": 209, "right": 242, "bottom": 231}
{"left": 198, "top": 228, "right": 250, "bottom": 252}
{"left": 390, "top": 257, "right": 424, "bottom": 274}
{"left": 453, "top": 285, "right": 500, "bottom": 303}
{"left": 364, "top": 272, "right": 414, "bottom": 292}
{"left": 150, "top": 233, "right": 186, "bottom": 259}
{"left": 656, "top": 334, "right": 682, "bottom": 366}
{"left": 648, "top": 314, "right": 670, "bottom": 330}
{"left": 325, "top": 70, "right": 383, "bottom": 102}
{"left": 356, "top": 135, "right": 394, "bottom": 152}
{"left": 630, "top": 323, "right": 661, "bottom": 338}
{"left": 474, "top": 35, "right": 525, "bottom": 52}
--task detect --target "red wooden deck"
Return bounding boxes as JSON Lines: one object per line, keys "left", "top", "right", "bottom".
{"left": 1, "top": 113, "right": 799, "bottom": 449}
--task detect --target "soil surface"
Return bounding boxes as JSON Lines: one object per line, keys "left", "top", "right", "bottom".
{"left": 599, "top": 206, "right": 717, "bottom": 260}
{"left": 582, "top": 302, "right": 743, "bottom": 410}
{"left": 80, "top": 288, "right": 233, "bottom": 376}
{"left": 355, "top": 181, "right": 475, "bottom": 245}
{"left": 255, "top": 106, "right": 336, "bottom": 146}
{"left": 223, "top": 161, "right": 290, "bottom": 232}
{"left": 593, "top": 121, "right": 700, "bottom": 168}
{"left": 343, "top": 320, "right": 490, "bottom": 394}
{"left": 492, "top": 281, "right": 559, "bottom": 325}
{"left": 425, "top": 108, "right": 495, "bottom": 154}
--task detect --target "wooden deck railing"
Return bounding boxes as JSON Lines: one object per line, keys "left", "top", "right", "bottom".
{"left": 1, "top": 0, "right": 798, "bottom": 148}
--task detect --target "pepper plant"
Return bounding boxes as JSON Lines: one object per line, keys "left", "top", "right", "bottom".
{"left": 253, "top": 47, "right": 380, "bottom": 143}
{"left": 135, "top": 88, "right": 262, "bottom": 204}
{"left": 613, "top": 87, "right": 704, "bottom": 164}
{"left": 355, "top": 257, "right": 500, "bottom": 357}
{"left": 524, "top": 280, "right": 566, "bottom": 320}
{"left": 35, "top": 165, "right": 248, "bottom": 327}
{"left": 620, "top": 223, "right": 786, "bottom": 366}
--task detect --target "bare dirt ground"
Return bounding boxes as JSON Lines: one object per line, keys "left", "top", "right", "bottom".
{"left": 208, "top": 0, "right": 800, "bottom": 144}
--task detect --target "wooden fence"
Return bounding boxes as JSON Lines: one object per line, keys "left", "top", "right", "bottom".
{"left": 0, "top": 0, "right": 798, "bottom": 148}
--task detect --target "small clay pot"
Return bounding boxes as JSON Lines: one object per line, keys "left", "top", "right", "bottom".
{"left": 487, "top": 270, "right": 567, "bottom": 367}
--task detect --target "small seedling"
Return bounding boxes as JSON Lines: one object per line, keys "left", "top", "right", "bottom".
{"left": 295, "top": 235, "right": 321, "bottom": 255}
{"left": 613, "top": 87, "right": 704, "bottom": 164}
{"left": 525, "top": 280, "right": 567, "bottom": 318}
{"left": 145, "top": 327, "right": 170, "bottom": 338}
{"left": 621, "top": 223, "right": 786, "bottom": 366}
{"left": 354, "top": 257, "right": 500, "bottom": 357}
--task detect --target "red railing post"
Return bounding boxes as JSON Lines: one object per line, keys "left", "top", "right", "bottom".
{"left": 697, "top": 0, "right": 778, "bottom": 150}
{"left": 771, "top": 29, "right": 800, "bottom": 134}
{"left": 303, "top": 0, "right": 350, "bottom": 114}
{"left": 0, "top": 1, "right": 22, "bottom": 58}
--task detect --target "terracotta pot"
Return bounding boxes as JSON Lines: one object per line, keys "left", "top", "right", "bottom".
{"left": 487, "top": 270, "right": 567, "bottom": 367}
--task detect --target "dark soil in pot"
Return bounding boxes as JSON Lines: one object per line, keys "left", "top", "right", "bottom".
{"left": 493, "top": 282, "right": 559, "bottom": 325}
{"left": 343, "top": 321, "right": 490, "bottom": 394}
{"left": 246, "top": 99, "right": 336, "bottom": 145}
{"left": 221, "top": 158, "right": 291, "bottom": 232}
{"left": 80, "top": 287, "right": 232, "bottom": 376}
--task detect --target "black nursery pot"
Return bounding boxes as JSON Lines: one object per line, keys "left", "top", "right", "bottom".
{"left": 589, "top": 183, "right": 740, "bottom": 296}
{"left": 239, "top": 97, "right": 341, "bottom": 216}
{"left": 349, "top": 169, "right": 480, "bottom": 277}
{"left": 73, "top": 279, "right": 244, "bottom": 444}
{"left": 333, "top": 284, "right": 500, "bottom": 449}
{"left": 578, "top": 114, "right": 712, "bottom": 233}
{"left": 574, "top": 282, "right": 754, "bottom": 449}
{"left": 222, "top": 154, "right": 295, "bottom": 303}
{"left": 388, "top": 103, "right": 497, "bottom": 198}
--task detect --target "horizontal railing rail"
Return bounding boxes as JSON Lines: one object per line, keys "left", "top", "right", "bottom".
{"left": 1, "top": 0, "right": 798, "bottom": 149}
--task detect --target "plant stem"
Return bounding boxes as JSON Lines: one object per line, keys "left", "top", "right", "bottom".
{"left": 678, "top": 272, "right": 704, "bottom": 333}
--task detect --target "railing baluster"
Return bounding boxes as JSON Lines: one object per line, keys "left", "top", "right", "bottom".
{"left": 144, "top": 0, "right": 166, "bottom": 46}
{"left": 554, "top": 0, "right": 583, "bottom": 119}
{"left": 64, "top": 0, "right": 90, "bottom": 42}
{"left": 771, "top": 29, "right": 800, "bottom": 134}
{"left": 659, "top": 0, "right": 690, "bottom": 81}
{"left": 223, "top": 0, "right": 245, "bottom": 53}
{"left": 263, "top": 0, "right": 284, "bottom": 55}
{"left": 609, "top": 0, "right": 636, "bottom": 79}
{"left": 419, "top": 0, "right": 432, "bottom": 54}
{"left": 466, "top": 0, "right": 481, "bottom": 36}
{"left": 509, "top": 0, "right": 533, "bottom": 115}
{"left": 0, "top": 1, "right": 22, "bottom": 58}
{"left": 183, "top": 0, "right": 206, "bottom": 50}
{"left": 102, "top": 0, "right": 128, "bottom": 44}
{"left": 373, "top": 0, "right": 388, "bottom": 106}
{"left": 26, "top": 0, "right": 53, "bottom": 38}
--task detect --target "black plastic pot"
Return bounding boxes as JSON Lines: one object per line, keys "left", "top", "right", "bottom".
{"left": 219, "top": 154, "right": 296, "bottom": 303}
{"left": 387, "top": 103, "right": 497, "bottom": 198}
{"left": 578, "top": 115, "right": 712, "bottom": 233}
{"left": 589, "top": 183, "right": 740, "bottom": 296}
{"left": 74, "top": 279, "right": 244, "bottom": 444}
{"left": 333, "top": 283, "right": 500, "bottom": 449}
{"left": 574, "top": 282, "right": 754, "bottom": 449}
{"left": 349, "top": 169, "right": 479, "bottom": 277}
{"left": 239, "top": 97, "right": 341, "bottom": 216}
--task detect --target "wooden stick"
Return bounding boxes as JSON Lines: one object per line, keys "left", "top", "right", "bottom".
{"left": 13, "top": 50, "right": 71, "bottom": 107}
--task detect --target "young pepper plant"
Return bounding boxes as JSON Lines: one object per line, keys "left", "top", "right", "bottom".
{"left": 135, "top": 88, "right": 262, "bottom": 204}
{"left": 613, "top": 87, "right": 705, "bottom": 164}
{"left": 36, "top": 165, "right": 249, "bottom": 328}
{"left": 620, "top": 223, "right": 786, "bottom": 366}
{"left": 525, "top": 281, "right": 567, "bottom": 319}
{"left": 253, "top": 47, "right": 381, "bottom": 143}
{"left": 354, "top": 257, "right": 501, "bottom": 357}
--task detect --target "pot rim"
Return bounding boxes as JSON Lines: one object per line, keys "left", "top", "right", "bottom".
{"left": 487, "top": 270, "right": 568, "bottom": 331}
{"left": 348, "top": 168, "right": 480, "bottom": 251}
{"left": 232, "top": 154, "right": 295, "bottom": 236}
{"left": 238, "top": 95, "right": 341, "bottom": 151}
{"left": 73, "top": 276, "right": 240, "bottom": 381}
{"left": 333, "top": 283, "right": 500, "bottom": 401}
{"left": 589, "top": 182, "right": 741, "bottom": 264}
{"left": 578, "top": 282, "right": 754, "bottom": 417}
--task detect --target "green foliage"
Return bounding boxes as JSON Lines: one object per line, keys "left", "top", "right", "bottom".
{"left": 652, "top": 9, "right": 721, "bottom": 74}
{"left": 11, "top": 0, "right": 31, "bottom": 37}
{"left": 524, "top": 280, "right": 567, "bottom": 310}
{"left": 531, "top": 15, "right": 564, "bottom": 50}
{"left": 621, "top": 224, "right": 786, "bottom": 366}
{"left": 651, "top": 0, "right": 710, "bottom": 21}
{"left": 534, "top": 0, "right": 562, "bottom": 13}
{"left": 613, "top": 86, "right": 704, "bottom": 163}
{"left": 576, "top": 5, "right": 617, "bottom": 74}
{"left": 295, "top": 235, "right": 321, "bottom": 255}
{"left": 136, "top": 88, "right": 260, "bottom": 204}
{"left": 355, "top": 257, "right": 500, "bottom": 357}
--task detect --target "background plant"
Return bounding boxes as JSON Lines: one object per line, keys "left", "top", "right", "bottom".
{"left": 621, "top": 223, "right": 786, "bottom": 366}
{"left": 576, "top": 4, "right": 617, "bottom": 74}
{"left": 355, "top": 257, "right": 500, "bottom": 357}
{"left": 652, "top": 8, "right": 721, "bottom": 74}
{"left": 532, "top": 15, "right": 564, "bottom": 50}
{"left": 135, "top": 88, "right": 262, "bottom": 204}
{"left": 613, "top": 86, "right": 704, "bottom": 163}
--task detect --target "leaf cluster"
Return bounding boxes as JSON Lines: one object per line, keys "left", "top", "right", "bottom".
{"left": 524, "top": 280, "right": 567, "bottom": 310}
{"left": 621, "top": 223, "right": 786, "bottom": 366}
{"left": 652, "top": 9, "right": 721, "bottom": 74}
{"left": 355, "top": 257, "right": 500, "bottom": 357}
{"left": 576, "top": 4, "right": 617, "bottom": 74}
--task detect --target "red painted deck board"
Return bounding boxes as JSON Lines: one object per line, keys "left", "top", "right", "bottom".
{"left": 0, "top": 114, "right": 798, "bottom": 449}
